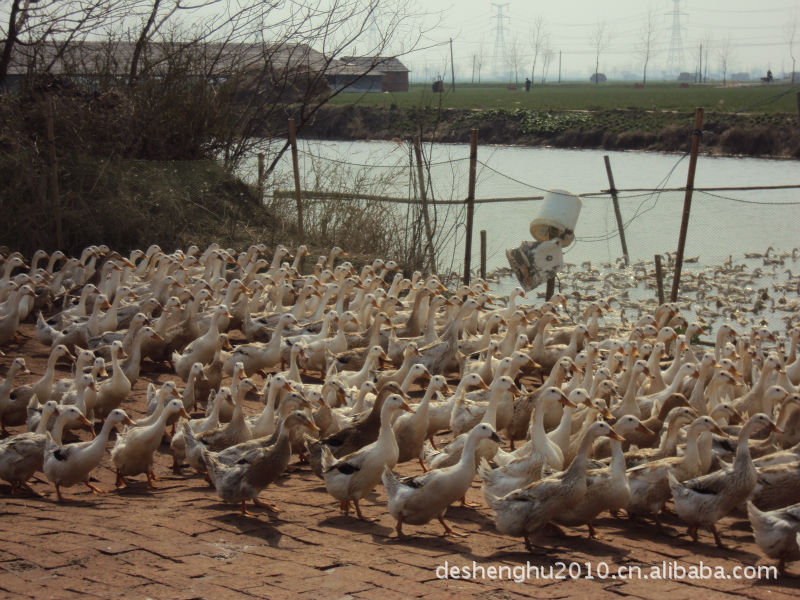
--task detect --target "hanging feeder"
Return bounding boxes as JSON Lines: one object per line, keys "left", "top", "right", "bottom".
{"left": 506, "top": 190, "right": 582, "bottom": 291}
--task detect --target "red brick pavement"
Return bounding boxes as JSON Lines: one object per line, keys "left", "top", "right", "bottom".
{"left": 1, "top": 326, "right": 799, "bottom": 599}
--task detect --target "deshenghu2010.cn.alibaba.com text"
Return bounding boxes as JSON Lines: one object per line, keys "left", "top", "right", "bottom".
{"left": 434, "top": 561, "right": 779, "bottom": 584}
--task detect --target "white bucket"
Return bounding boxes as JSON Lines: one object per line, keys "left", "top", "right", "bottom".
{"left": 529, "top": 189, "right": 581, "bottom": 246}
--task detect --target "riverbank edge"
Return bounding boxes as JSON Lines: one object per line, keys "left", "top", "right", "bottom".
{"left": 299, "top": 105, "right": 800, "bottom": 159}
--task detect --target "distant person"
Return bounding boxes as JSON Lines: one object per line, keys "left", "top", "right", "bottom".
{"left": 525, "top": 78, "right": 531, "bottom": 92}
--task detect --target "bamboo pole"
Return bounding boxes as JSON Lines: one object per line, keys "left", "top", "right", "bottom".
{"left": 654, "top": 254, "right": 665, "bottom": 305}
{"left": 603, "top": 155, "right": 629, "bottom": 266}
{"left": 413, "top": 137, "right": 436, "bottom": 272}
{"left": 586, "top": 184, "right": 800, "bottom": 195}
{"left": 463, "top": 129, "right": 478, "bottom": 285}
{"left": 288, "top": 118, "right": 304, "bottom": 244}
{"left": 272, "top": 191, "right": 544, "bottom": 204}
{"left": 480, "top": 230, "right": 487, "bottom": 280}
{"left": 670, "top": 107, "right": 704, "bottom": 302}
{"left": 44, "top": 94, "right": 62, "bottom": 249}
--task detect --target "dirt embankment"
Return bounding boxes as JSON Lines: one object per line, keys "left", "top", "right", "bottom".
{"left": 300, "top": 105, "right": 800, "bottom": 159}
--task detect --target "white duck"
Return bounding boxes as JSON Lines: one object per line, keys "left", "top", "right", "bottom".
{"left": 10, "top": 344, "right": 75, "bottom": 406}
{"left": 320, "top": 394, "right": 413, "bottom": 520}
{"left": 489, "top": 421, "right": 624, "bottom": 552}
{"left": 93, "top": 341, "right": 131, "bottom": 421}
{"left": 111, "top": 398, "right": 190, "bottom": 488}
{"left": 223, "top": 313, "right": 297, "bottom": 376}
{"left": 425, "top": 373, "right": 489, "bottom": 444}
{"left": 383, "top": 423, "right": 503, "bottom": 537}
{"left": 43, "top": 408, "right": 134, "bottom": 501}
{"left": 747, "top": 500, "right": 800, "bottom": 574}
{"left": 170, "top": 388, "right": 226, "bottom": 473}
{"left": 625, "top": 415, "right": 727, "bottom": 524}
{"left": 394, "top": 375, "right": 450, "bottom": 470}
{"left": 668, "top": 413, "right": 781, "bottom": 546}
{"left": 0, "top": 404, "right": 89, "bottom": 494}
{"left": 173, "top": 306, "right": 232, "bottom": 379}
{"left": 0, "top": 357, "right": 32, "bottom": 431}
{"left": 554, "top": 415, "right": 654, "bottom": 537}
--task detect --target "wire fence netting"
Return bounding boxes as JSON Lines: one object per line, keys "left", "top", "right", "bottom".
{"left": 256, "top": 137, "right": 800, "bottom": 331}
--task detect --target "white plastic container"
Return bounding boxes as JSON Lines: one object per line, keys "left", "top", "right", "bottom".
{"left": 529, "top": 189, "right": 581, "bottom": 246}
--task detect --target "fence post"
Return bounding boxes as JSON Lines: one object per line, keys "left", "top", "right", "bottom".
{"left": 288, "top": 118, "right": 304, "bottom": 244}
{"left": 45, "top": 94, "right": 62, "bottom": 250}
{"left": 480, "top": 229, "right": 487, "bottom": 280}
{"left": 413, "top": 137, "right": 436, "bottom": 272}
{"left": 670, "top": 107, "right": 704, "bottom": 302}
{"left": 463, "top": 129, "right": 478, "bottom": 285}
{"left": 257, "top": 152, "right": 265, "bottom": 200}
{"left": 654, "top": 254, "right": 665, "bottom": 305}
{"left": 603, "top": 155, "right": 629, "bottom": 266}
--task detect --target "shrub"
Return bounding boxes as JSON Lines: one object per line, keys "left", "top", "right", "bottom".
{"left": 719, "top": 126, "right": 778, "bottom": 156}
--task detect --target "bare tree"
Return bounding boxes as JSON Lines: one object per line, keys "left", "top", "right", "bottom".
{"left": 636, "top": 5, "right": 659, "bottom": 85}
{"left": 0, "top": 0, "right": 134, "bottom": 88}
{"left": 591, "top": 21, "right": 609, "bottom": 84}
{"left": 529, "top": 15, "right": 546, "bottom": 83}
{"left": 1, "top": 0, "right": 430, "bottom": 172}
{"left": 701, "top": 32, "right": 711, "bottom": 82}
{"left": 474, "top": 43, "right": 484, "bottom": 83}
{"left": 717, "top": 36, "right": 732, "bottom": 85}
{"left": 540, "top": 45, "right": 553, "bottom": 84}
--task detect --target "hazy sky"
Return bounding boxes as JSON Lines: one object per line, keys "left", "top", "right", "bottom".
{"left": 393, "top": 0, "right": 800, "bottom": 81}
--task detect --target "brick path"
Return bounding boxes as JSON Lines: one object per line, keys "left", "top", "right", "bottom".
{"left": 1, "top": 326, "right": 799, "bottom": 599}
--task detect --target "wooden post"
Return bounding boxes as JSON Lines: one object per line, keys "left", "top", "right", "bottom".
{"left": 413, "top": 137, "right": 436, "bottom": 272}
{"left": 670, "top": 107, "right": 704, "bottom": 302}
{"left": 463, "top": 129, "right": 478, "bottom": 285}
{"left": 654, "top": 254, "right": 665, "bottom": 305}
{"left": 480, "top": 230, "right": 487, "bottom": 280}
{"left": 546, "top": 276, "right": 555, "bottom": 301}
{"left": 257, "top": 152, "right": 265, "bottom": 200}
{"left": 45, "top": 94, "right": 62, "bottom": 249}
{"left": 603, "top": 155, "right": 629, "bottom": 266}
{"left": 288, "top": 118, "right": 304, "bottom": 244}
{"left": 450, "top": 38, "right": 456, "bottom": 91}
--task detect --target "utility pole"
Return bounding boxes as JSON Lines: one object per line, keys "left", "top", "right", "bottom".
{"left": 450, "top": 38, "right": 456, "bottom": 91}
{"left": 558, "top": 50, "right": 562, "bottom": 82}
{"left": 666, "top": 0, "right": 687, "bottom": 77}
{"left": 491, "top": 3, "right": 510, "bottom": 80}
{"left": 698, "top": 43, "right": 702, "bottom": 83}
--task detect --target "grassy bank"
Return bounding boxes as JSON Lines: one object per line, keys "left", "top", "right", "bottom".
{"left": 0, "top": 156, "right": 279, "bottom": 257}
{"left": 329, "top": 82, "right": 799, "bottom": 114}
{"left": 310, "top": 83, "right": 800, "bottom": 158}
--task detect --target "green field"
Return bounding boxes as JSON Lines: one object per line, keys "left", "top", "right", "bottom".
{"left": 329, "top": 82, "right": 799, "bottom": 114}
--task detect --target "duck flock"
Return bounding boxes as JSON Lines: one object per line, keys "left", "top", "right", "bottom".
{"left": 2, "top": 243, "right": 800, "bottom": 575}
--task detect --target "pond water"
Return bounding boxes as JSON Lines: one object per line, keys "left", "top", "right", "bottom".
{"left": 269, "top": 140, "right": 799, "bottom": 270}
{"left": 261, "top": 139, "right": 800, "bottom": 330}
